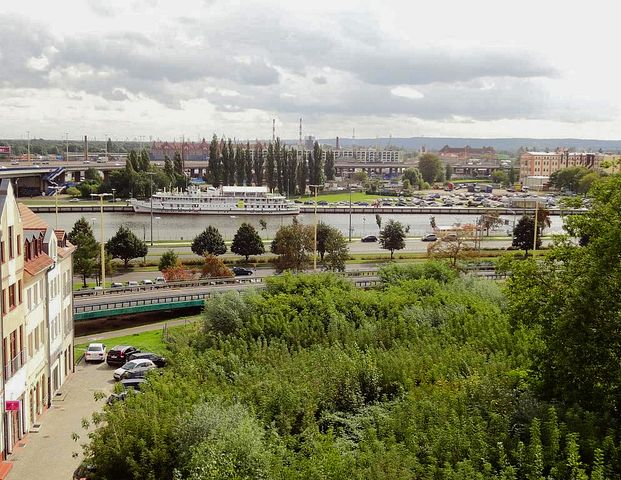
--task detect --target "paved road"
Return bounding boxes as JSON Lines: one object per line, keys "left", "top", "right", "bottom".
{"left": 7, "top": 360, "right": 117, "bottom": 480}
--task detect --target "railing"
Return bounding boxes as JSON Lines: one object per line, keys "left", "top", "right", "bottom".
{"left": 74, "top": 276, "right": 381, "bottom": 314}
{"left": 74, "top": 270, "right": 379, "bottom": 297}
{"left": 3, "top": 350, "right": 26, "bottom": 380}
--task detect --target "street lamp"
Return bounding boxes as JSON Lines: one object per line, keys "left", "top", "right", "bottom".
{"left": 90, "top": 193, "right": 112, "bottom": 287}
{"left": 49, "top": 185, "right": 63, "bottom": 230}
{"left": 146, "top": 172, "right": 156, "bottom": 246}
{"left": 111, "top": 188, "right": 116, "bottom": 204}
{"left": 309, "top": 184, "right": 322, "bottom": 271}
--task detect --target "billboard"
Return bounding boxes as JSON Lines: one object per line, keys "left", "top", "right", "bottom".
{"left": 0, "top": 145, "right": 11, "bottom": 154}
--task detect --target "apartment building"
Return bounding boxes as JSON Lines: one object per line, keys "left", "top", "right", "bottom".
{"left": 519, "top": 151, "right": 602, "bottom": 181}
{"left": 0, "top": 179, "right": 75, "bottom": 459}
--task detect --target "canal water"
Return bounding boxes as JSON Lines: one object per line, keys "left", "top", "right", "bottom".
{"left": 37, "top": 211, "right": 568, "bottom": 243}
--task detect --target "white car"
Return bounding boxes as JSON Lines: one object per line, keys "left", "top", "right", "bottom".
{"left": 85, "top": 343, "right": 106, "bottom": 363}
{"left": 143, "top": 279, "right": 153, "bottom": 285}
{"left": 113, "top": 358, "right": 155, "bottom": 380}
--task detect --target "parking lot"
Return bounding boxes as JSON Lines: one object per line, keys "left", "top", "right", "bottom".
{"left": 6, "top": 359, "right": 118, "bottom": 480}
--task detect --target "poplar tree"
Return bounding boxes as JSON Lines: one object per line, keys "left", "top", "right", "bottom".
{"left": 208, "top": 134, "right": 221, "bottom": 186}
{"left": 254, "top": 143, "right": 264, "bottom": 186}
{"left": 266, "top": 143, "right": 276, "bottom": 191}
{"left": 274, "top": 138, "right": 284, "bottom": 194}
{"left": 324, "top": 150, "right": 335, "bottom": 180}
{"left": 245, "top": 141, "right": 253, "bottom": 185}
{"left": 235, "top": 144, "right": 245, "bottom": 185}
{"left": 287, "top": 148, "right": 298, "bottom": 196}
{"left": 298, "top": 150, "right": 308, "bottom": 195}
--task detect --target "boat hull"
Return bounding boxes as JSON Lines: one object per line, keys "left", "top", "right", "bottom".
{"left": 130, "top": 203, "right": 299, "bottom": 215}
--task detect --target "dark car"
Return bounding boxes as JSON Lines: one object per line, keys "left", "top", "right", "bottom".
{"left": 232, "top": 266, "right": 253, "bottom": 276}
{"left": 317, "top": 200, "right": 328, "bottom": 206}
{"left": 120, "top": 378, "right": 147, "bottom": 391}
{"left": 128, "top": 351, "right": 167, "bottom": 367}
{"left": 361, "top": 235, "right": 378, "bottom": 242}
{"left": 73, "top": 462, "right": 96, "bottom": 480}
{"left": 106, "top": 345, "right": 141, "bottom": 367}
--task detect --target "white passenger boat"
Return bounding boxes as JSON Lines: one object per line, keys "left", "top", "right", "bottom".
{"left": 129, "top": 185, "right": 300, "bottom": 215}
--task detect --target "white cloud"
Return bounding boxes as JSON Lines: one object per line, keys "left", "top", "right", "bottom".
{"left": 0, "top": 0, "right": 619, "bottom": 140}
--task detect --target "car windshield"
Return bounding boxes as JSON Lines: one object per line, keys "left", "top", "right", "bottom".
{"left": 123, "top": 361, "right": 139, "bottom": 370}
{"left": 88, "top": 345, "right": 102, "bottom": 351}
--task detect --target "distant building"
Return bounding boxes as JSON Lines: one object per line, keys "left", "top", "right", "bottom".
{"left": 150, "top": 140, "right": 210, "bottom": 161}
{"left": 438, "top": 145, "right": 496, "bottom": 164}
{"left": 519, "top": 150, "right": 603, "bottom": 181}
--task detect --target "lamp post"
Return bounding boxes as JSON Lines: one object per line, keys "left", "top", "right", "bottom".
{"left": 146, "top": 172, "right": 156, "bottom": 246}
{"left": 309, "top": 184, "right": 322, "bottom": 271}
{"left": 111, "top": 188, "right": 116, "bottom": 204}
{"left": 90, "top": 193, "right": 112, "bottom": 287}
{"left": 347, "top": 183, "right": 351, "bottom": 243}
{"left": 50, "top": 185, "right": 63, "bottom": 230}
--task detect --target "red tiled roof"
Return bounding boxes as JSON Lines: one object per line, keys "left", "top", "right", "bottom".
{"left": 18, "top": 204, "right": 49, "bottom": 229}
{"left": 54, "top": 230, "right": 65, "bottom": 242}
{"left": 24, "top": 253, "right": 54, "bottom": 278}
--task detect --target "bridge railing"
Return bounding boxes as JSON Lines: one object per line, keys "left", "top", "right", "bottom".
{"left": 74, "top": 270, "right": 379, "bottom": 297}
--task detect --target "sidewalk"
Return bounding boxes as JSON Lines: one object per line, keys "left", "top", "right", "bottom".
{"left": 6, "top": 361, "right": 115, "bottom": 480}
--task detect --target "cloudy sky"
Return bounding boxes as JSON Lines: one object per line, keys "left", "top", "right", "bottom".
{"left": 1, "top": 0, "right": 619, "bottom": 141}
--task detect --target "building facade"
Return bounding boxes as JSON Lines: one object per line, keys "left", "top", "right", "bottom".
{"left": 519, "top": 151, "right": 603, "bottom": 181}
{"left": 0, "top": 180, "right": 75, "bottom": 459}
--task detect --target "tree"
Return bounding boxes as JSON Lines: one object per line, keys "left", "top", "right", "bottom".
{"left": 479, "top": 212, "right": 505, "bottom": 236}
{"left": 159, "top": 249, "right": 180, "bottom": 271}
{"left": 253, "top": 144, "right": 264, "bottom": 186}
{"left": 427, "top": 229, "right": 476, "bottom": 268}
{"left": 417, "top": 153, "right": 444, "bottom": 184}
{"left": 68, "top": 216, "right": 95, "bottom": 244}
{"left": 504, "top": 175, "right": 621, "bottom": 414}
{"left": 512, "top": 216, "right": 540, "bottom": 256}
{"left": 201, "top": 255, "right": 234, "bottom": 278}
{"left": 508, "top": 165, "right": 516, "bottom": 185}
{"left": 379, "top": 219, "right": 406, "bottom": 259}
{"left": 549, "top": 166, "right": 591, "bottom": 192}
{"left": 191, "top": 226, "right": 227, "bottom": 256}
{"left": 310, "top": 141, "right": 324, "bottom": 185}
{"left": 491, "top": 170, "right": 508, "bottom": 185}
{"left": 73, "top": 231, "right": 99, "bottom": 286}
{"left": 270, "top": 219, "right": 314, "bottom": 272}
{"left": 402, "top": 167, "right": 423, "bottom": 189}
{"left": 163, "top": 155, "right": 175, "bottom": 181}
{"left": 445, "top": 164, "right": 453, "bottom": 181}
{"left": 235, "top": 144, "right": 245, "bottom": 185}
{"left": 105, "top": 225, "right": 148, "bottom": 268}
{"left": 323, "top": 228, "right": 349, "bottom": 272}
{"left": 244, "top": 141, "right": 253, "bottom": 186}
{"left": 231, "top": 223, "right": 265, "bottom": 262}
{"left": 106, "top": 137, "right": 113, "bottom": 154}
{"left": 298, "top": 151, "right": 308, "bottom": 195}
{"left": 208, "top": 135, "right": 222, "bottom": 186}
{"left": 162, "top": 264, "right": 193, "bottom": 282}
{"left": 266, "top": 143, "right": 276, "bottom": 191}
{"left": 375, "top": 214, "right": 382, "bottom": 232}
{"left": 324, "top": 150, "right": 335, "bottom": 181}
{"left": 85, "top": 168, "right": 103, "bottom": 183}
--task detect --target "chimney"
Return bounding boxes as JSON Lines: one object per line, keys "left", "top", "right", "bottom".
{"left": 336, "top": 136, "right": 340, "bottom": 150}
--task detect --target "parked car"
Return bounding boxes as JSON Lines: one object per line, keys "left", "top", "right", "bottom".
{"left": 128, "top": 352, "right": 167, "bottom": 368}
{"left": 84, "top": 343, "right": 106, "bottom": 363}
{"left": 113, "top": 358, "right": 156, "bottom": 380}
{"left": 154, "top": 276, "right": 166, "bottom": 284}
{"left": 120, "top": 378, "right": 147, "bottom": 391}
{"left": 143, "top": 279, "right": 153, "bottom": 285}
{"left": 232, "top": 266, "right": 253, "bottom": 276}
{"left": 111, "top": 282, "right": 123, "bottom": 288}
{"left": 361, "top": 235, "right": 378, "bottom": 242}
{"left": 317, "top": 200, "right": 328, "bottom": 206}
{"left": 126, "top": 280, "right": 138, "bottom": 287}
{"left": 422, "top": 233, "right": 438, "bottom": 242}
{"left": 73, "top": 461, "right": 96, "bottom": 480}
{"left": 441, "top": 233, "right": 459, "bottom": 242}
{"left": 106, "top": 345, "right": 141, "bottom": 367}
{"left": 122, "top": 364, "right": 158, "bottom": 380}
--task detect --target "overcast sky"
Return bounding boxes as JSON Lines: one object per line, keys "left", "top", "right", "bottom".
{"left": 1, "top": 0, "right": 619, "bottom": 142}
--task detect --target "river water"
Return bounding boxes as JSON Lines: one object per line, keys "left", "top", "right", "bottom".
{"left": 38, "top": 211, "right": 568, "bottom": 243}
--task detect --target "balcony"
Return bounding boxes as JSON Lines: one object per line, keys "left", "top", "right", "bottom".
{"left": 4, "top": 350, "right": 27, "bottom": 380}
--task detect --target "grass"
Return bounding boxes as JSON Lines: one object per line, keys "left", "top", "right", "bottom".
{"left": 74, "top": 321, "right": 197, "bottom": 364}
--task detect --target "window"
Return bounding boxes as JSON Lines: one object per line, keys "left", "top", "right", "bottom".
{"left": 17, "top": 235, "right": 21, "bottom": 256}
{"left": 27, "top": 288, "right": 32, "bottom": 311}
{"left": 1, "top": 289, "right": 5, "bottom": 314}
{"left": 9, "top": 284, "right": 16, "bottom": 309}
{"left": 1, "top": 241, "right": 4, "bottom": 263}
{"left": 8, "top": 226, "right": 14, "bottom": 259}
{"left": 18, "top": 280, "right": 22, "bottom": 304}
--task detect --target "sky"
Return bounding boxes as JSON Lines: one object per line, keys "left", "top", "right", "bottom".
{"left": 1, "top": 0, "right": 619, "bottom": 142}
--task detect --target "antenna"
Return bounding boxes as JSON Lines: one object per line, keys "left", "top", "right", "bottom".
{"left": 272, "top": 119, "right": 275, "bottom": 142}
